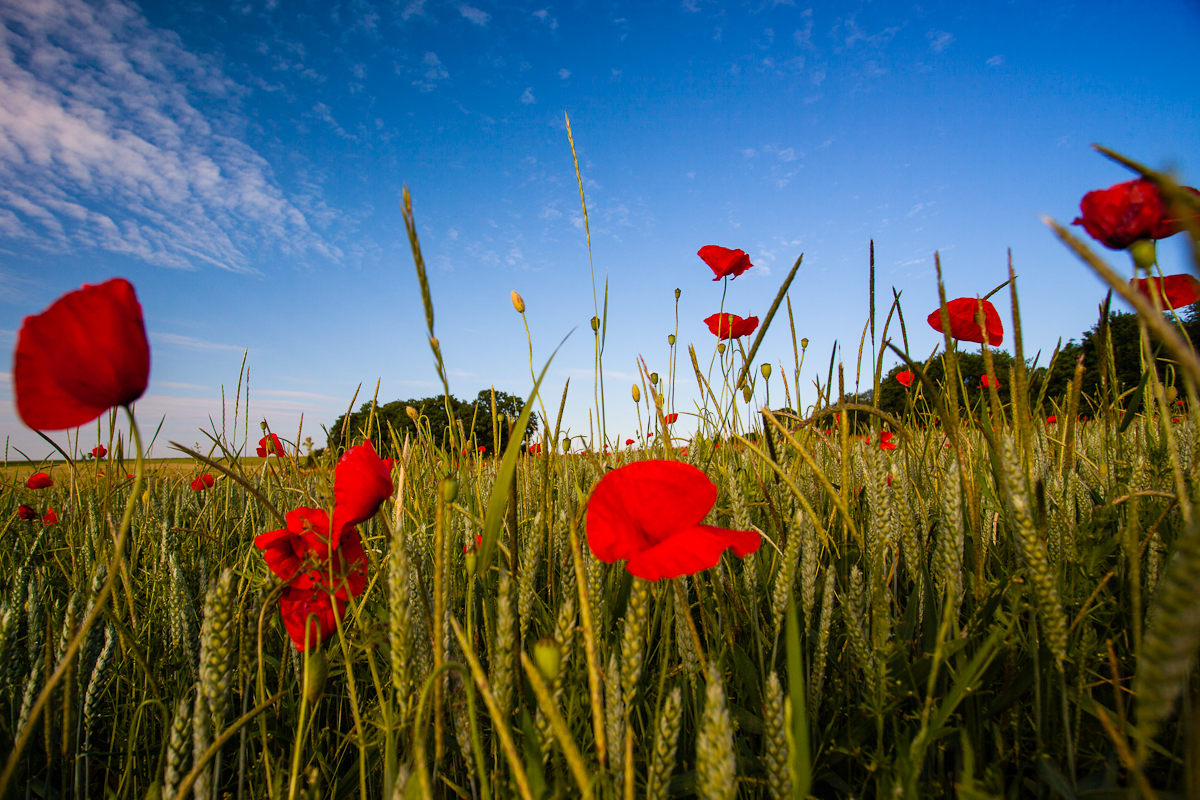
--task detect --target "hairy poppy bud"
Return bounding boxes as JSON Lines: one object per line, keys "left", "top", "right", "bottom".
{"left": 668, "top": 334, "right": 675, "bottom": 346}
{"left": 761, "top": 363, "right": 772, "bottom": 379}
{"left": 743, "top": 385, "right": 753, "bottom": 402}
{"left": 1130, "top": 240, "right": 1157, "bottom": 272}
{"left": 675, "top": 288, "right": 681, "bottom": 300}
{"left": 717, "top": 343, "right": 726, "bottom": 354}
{"left": 632, "top": 385, "right": 641, "bottom": 403}
{"left": 464, "top": 550, "right": 478, "bottom": 577}
{"left": 562, "top": 438, "right": 571, "bottom": 454}
{"left": 303, "top": 649, "right": 328, "bottom": 706}
{"left": 260, "top": 421, "right": 268, "bottom": 431}
{"left": 511, "top": 291, "right": 526, "bottom": 313}
{"left": 801, "top": 338, "right": 809, "bottom": 349}
{"left": 533, "top": 637, "right": 562, "bottom": 681}
{"left": 590, "top": 316, "right": 600, "bottom": 333}
{"left": 441, "top": 478, "right": 458, "bottom": 504}
{"left": 406, "top": 406, "right": 419, "bottom": 421}
{"left": 650, "top": 372, "right": 658, "bottom": 386}
{"left": 1166, "top": 386, "right": 1179, "bottom": 406}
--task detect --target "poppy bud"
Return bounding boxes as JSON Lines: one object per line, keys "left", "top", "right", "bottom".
{"left": 668, "top": 334, "right": 675, "bottom": 346}
{"left": 464, "top": 550, "right": 478, "bottom": 577}
{"left": 1130, "top": 240, "right": 1157, "bottom": 272}
{"left": 717, "top": 343, "right": 726, "bottom": 354}
{"left": 761, "top": 363, "right": 772, "bottom": 380}
{"left": 674, "top": 288, "right": 681, "bottom": 300}
{"left": 562, "top": 438, "right": 571, "bottom": 454}
{"left": 650, "top": 373, "right": 659, "bottom": 386}
{"left": 590, "top": 316, "right": 600, "bottom": 333}
{"left": 801, "top": 338, "right": 809, "bottom": 349}
{"left": 533, "top": 637, "right": 562, "bottom": 682}
{"left": 441, "top": 478, "right": 459, "bottom": 504}
{"left": 632, "top": 385, "right": 641, "bottom": 403}
{"left": 512, "top": 291, "right": 526, "bottom": 313}
{"left": 303, "top": 649, "right": 329, "bottom": 707}
{"left": 1166, "top": 386, "right": 1179, "bottom": 406}
{"left": 260, "top": 421, "right": 268, "bottom": 431}
{"left": 656, "top": 393, "right": 665, "bottom": 408}
{"left": 406, "top": 406, "right": 419, "bottom": 421}
{"left": 743, "top": 385, "right": 753, "bottom": 402}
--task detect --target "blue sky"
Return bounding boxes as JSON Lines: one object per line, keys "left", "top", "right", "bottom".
{"left": 1, "top": 0, "right": 1198, "bottom": 457}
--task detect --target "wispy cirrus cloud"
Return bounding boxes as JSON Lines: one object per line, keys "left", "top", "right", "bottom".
{"left": 0, "top": 0, "right": 341, "bottom": 273}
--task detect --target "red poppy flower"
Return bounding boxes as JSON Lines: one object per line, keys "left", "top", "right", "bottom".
{"left": 981, "top": 375, "right": 1000, "bottom": 389}
{"left": 42, "top": 508, "right": 58, "bottom": 525}
{"left": 704, "top": 313, "right": 760, "bottom": 340}
{"left": 14, "top": 278, "right": 149, "bottom": 431}
{"left": 464, "top": 534, "right": 483, "bottom": 553}
{"left": 255, "top": 508, "right": 369, "bottom": 598}
{"left": 1172, "top": 417, "right": 1181, "bottom": 424}
{"left": 528, "top": 443, "right": 541, "bottom": 455}
{"left": 91, "top": 445, "right": 107, "bottom": 459}
{"left": 257, "top": 433, "right": 284, "bottom": 457}
{"left": 896, "top": 371, "right": 914, "bottom": 388}
{"left": 625, "top": 439, "right": 635, "bottom": 446}
{"left": 330, "top": 440, "right": 394, "bottom": 545}
{"left": 382, "top": 458, "right": 395, "bottom": 472}
{"left": 1046, "top": 416, "right": 1057, "bottom": 424}
{"left": 477, "top": 445, "right": 486, "bottom": 453}
{"left": 17, "top": 504, "right": 36, "bottom": 521}
{"left": 586, "top": 460, "right": 760, "bottom": 581}
{"left": 1130, "top": 274, "right": 1200, "bottom": 310}
{"left": 880, "top": 431, "right": 897, "bottom": 451}
{"left": 279, "top": 586, "right": 346, "bottom": 652}
{"left": 1073, "top": 178, "right": 1200, "bottom": 250}
{"left": 698, "top": 245, "right": 753, "bottom": 281}
{"left": 190, "top": 474, "right": 215, "bottom": 491}
{"left": 663, "top": 413, "right": 679, "bottom": 425}
{"left": 25, "top": 472, "right": 53, "bottom": 489}
{"left": 926, "top": 297, "right": 1004, "bottom": 346}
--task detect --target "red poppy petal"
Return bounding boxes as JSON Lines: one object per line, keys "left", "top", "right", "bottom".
{"left": 14, "top": 278, "right": 149, "bottom": 431}
{"left": 586, "top": 460, "right": 717, "bottom": 563}
{"left": 698, "top": 245, "right": 753, "bottom": 280}
{"left": 331, "top": 440, "right": 394, "bottom": 544}
{"left": 279, "top": 588, "right": 344, "bottom": 651}
{"left": 625, "top": 524, "right": 760, "bottom": 581}
{"left": 1131, "top": 274, "right": 1200, "bottom": 310}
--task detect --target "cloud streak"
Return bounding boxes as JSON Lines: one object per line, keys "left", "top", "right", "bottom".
{"left": 0, "top": 0, "right": 340, "bottom": 273}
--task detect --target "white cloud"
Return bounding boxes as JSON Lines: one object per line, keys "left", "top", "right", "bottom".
{"left": 150, "top": 332, "right": 246, "bottom": 352}
{"left": 927, "top": 30, "right": 955, "bottom": 52}
{"left": 401, "top": 0, "right": 426, "bottom": 20}
{"left": 0, "top": 0, "right": 340, "bottom": 273}
{"left": 777, "top": 147, "right": 796, "bottom": 161}
{"left": 558, "top": 68, "right": 571, "bottom": 79}
{"left": 459, "top": 4, "right": 489, "bottom": 25}
{"left": 534, "top": 8, "right": 558, "bottom": 29}
{"left": 412, "top": 52, "right": 449, "bottom": 91}
{"left": 520, "top": 87, "right": 535, "bottom": 104}
{"left": 742, "top": 148, "right": 758, "bottom": 158}
{"left": 793, "top": 9, "right": 814, "bottom": 48}
{"left": 811, "top": 69, "right": 826, "bottom": 86}
{"left": 987, "top": 54, "right": 1005, "bottom": 66}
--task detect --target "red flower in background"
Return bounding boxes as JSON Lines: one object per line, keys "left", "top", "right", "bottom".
{"left": 705, "top": 313, "right": 759, "bottom": 340}
{"left": 625, "top": 439, "right": 635, "bottom": 446}
{"left": 927, "top": 297, "right": 1004, "bottom": 346}
{"left": 663, "top": 413, "right": 679, "bottom": 425}
{"left": 1131, "top": 274, "right": 1200, "bottom": 310}
{"left": 896, "top": 371, "right": 915, "bottom": 388}
{"left": 17, "top": 504, "right": 36, "bottom": 521}
{"left": 477, "top": 445, "right": 486, "bottom": 453}
{"left": 42, "top": 508, "right": 57, "bottom": 525}
{"left": 14, "top": 278, "right": 149, "bottom": 431}
{"left": 1073, "top": 178, "right": 1200, "bottom": 249}
{"left": 91, "top": 445, "right": 107, "bottom": 459}
{"left": 257, "top": 433, "right": 284, "bottom": 457}
{"left": 255, "top": 508, "right": 369, "bottom": 598}
{"left": 25, "top": 472, "right": 53, "bottom": 489}
{"left": 464, "top": 534, "right": 483, "bottom": 554}
{"left": 698, "top": 245, "right": 753, "bottom": 281}
{"left": 981, "top": 375, "right": 1000, "bottom": 389}
{"left": 528, "top": 443, "right": 541, "bottom": 455}
{"left": 1047, "top": 416, "right": 1057, "bottom": 424}
{"left": 190, "top": 474, "right": 215, "bottom": 491}
{"left": 586, "top": 460, "right": 760, "bottom": 581}
{"left": 330, "top": 440, "right": 394, "bottom": 546}
{"left": 879, "top": 431, "right": 898, "bottom": 451}
{"left": 279, "top": 587, "right": 345, "bottom": 652}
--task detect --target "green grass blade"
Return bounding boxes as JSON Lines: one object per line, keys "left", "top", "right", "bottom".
{"left": 786, "top": 595, "right": 811, "bottom": 799}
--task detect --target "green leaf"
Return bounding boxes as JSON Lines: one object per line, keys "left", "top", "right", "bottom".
{"left": 786, "top": 595, "right": 811, "bottom": 799}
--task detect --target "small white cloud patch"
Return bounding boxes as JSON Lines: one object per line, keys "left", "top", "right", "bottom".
{"left": 558, "top": 68, "right": 571, "bottom": 79}
{"left": 927, "top": 30, "right": 955, "bottom": 52}
{"left": 459, "top": 4, "right": 489, "bottom": 25}
{"left": 987, "top": 54, "right": 1005, "bottom": 66}
{"left": 520, "top": 86, "right": 536, "bottom": 104}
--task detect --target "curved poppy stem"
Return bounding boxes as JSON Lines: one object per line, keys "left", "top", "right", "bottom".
{"left": 0, "top": 406, "right": 143, "bottom": 797}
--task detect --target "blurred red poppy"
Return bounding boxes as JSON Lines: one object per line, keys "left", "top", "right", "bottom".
{"left": 981, "top": 375, "right": 1000, "bottom": 389}
{"left": 464, "top": 534, "right": 483, "bottom": 553}
{"left": 698, "top": 245, "right": 753, "bottom": 281}
{"left": 528, "top": 443, "right": 541, "bottom": 455}
{"left": 1172, "top": 417, "right": 1181, "bottom": 424}
{"left": 880, "top": 431, "right": 897, "bottom": 451}
{"left": 25, "top": 472, "right": 52, "bottom": 489}
{"left": 1131, "top": 274, "right": 1200, "bottom": 310}
{"left": 663, "top": 413, "right": 679, "bottom": 425}
{"left": 330, "top": 440, "right": 394, "bottom": 544}
{"left": 704, "top": 313, "right": 759, "bottom": 340}
{"left": 14, "top": 278, "right": 149, "bottom": 431}
{"left": 1073, "top": 178, "right": 1200, "bottom": 249}
{"left": 477, "top": 445, "right": 486, "bottom": 453}
{"left": 257, "top": 433, "right": 284, "bottom": 457}
{"left": 625, "top": 439, "right": 635, "bottom": 446}
{"left": 17, "top": 504, "right": 36, "bottom": 521}
{"left": 896, "top": 371, "right": 914, "bottom": 388}
{"left": 255, "top": 507, "right": 369, "bottom": 598}
{"left": 926, "top": 298, "right": 1004, "bottom": 346}
{"left": 279, "top": 587, "right": 345, "bottom": 652}
{"left": 586, "top": 460, "right": 760, "bottom": 581}
{"left": 1046, "top": 416, "right": 1057, "bottom": 424}
{"left": 91, "top": 445, "right": 107, "bottom": 459}
{"left": 190, "top": 474, "right": 215, "bottom": 491}
{"left": 42, "top": 508, "right": 57, "bottom": 525}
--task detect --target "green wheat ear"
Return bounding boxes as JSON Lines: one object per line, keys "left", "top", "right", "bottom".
{"left": 763, "top": 672, "right": 791, "bottom": 800}
{"left": 1137, "top": 516, "right": 1200, "bottom": 731}
{"left": 646, "top": 685, "right": 682, "bottom": 800}
{"left": 696, "top": 663, "right": 736, "bottom": 800}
